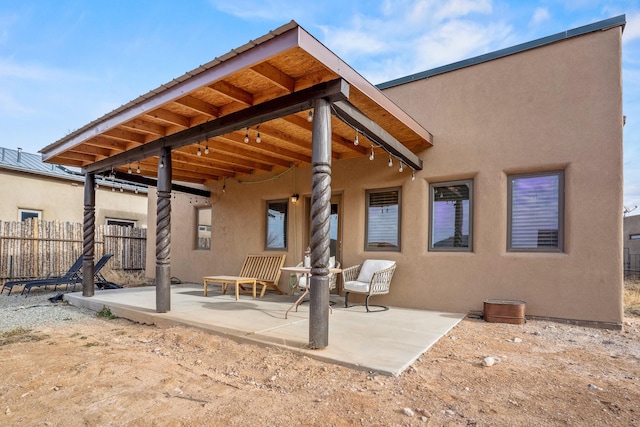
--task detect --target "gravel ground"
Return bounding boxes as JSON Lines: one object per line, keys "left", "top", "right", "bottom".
{"left": 0, "top": 289, "right": 96, "bottom": 333}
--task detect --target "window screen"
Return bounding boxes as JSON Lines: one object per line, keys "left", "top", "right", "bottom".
{"left": 508, "top": 171, "right": 564, "bottom": 252}
{"left": 266, "top": 200, "right": 288, "bottom": 250}
{"left": 365, "top": 187, "right": 401, "bottom": 251}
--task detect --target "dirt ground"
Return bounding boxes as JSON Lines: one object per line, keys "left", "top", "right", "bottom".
{"left": 1, "top": 305, "right": 639, "bottom": 427}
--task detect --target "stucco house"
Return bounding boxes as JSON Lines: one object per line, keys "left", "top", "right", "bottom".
{"left": 0, "top": 147, "right": 148, "bottom": 227}
{"left": 624, "top": 214, "right": 640, "bottom": 275}
{"left": 39, "top": 15, "right": 625, "bottom": 334}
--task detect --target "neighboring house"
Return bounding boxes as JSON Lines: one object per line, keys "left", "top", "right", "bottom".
{"left": 623, "top": 214, "right": 640, "bottom": 275}
{"left": 40, "top": 16, "right": 625, "bottom": 329}
{"left": 0, "top": 147, "right": 148, "bottom": 226}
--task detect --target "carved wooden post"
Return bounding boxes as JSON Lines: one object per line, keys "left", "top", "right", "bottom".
{"left": 156, "top": 147, "right": 172, "bottom": 312}
{"left": 82, "top": 172, "right": 96, "bottom": 296}
{"left": 309, "top": 97, "right": 332, "bottom": 349}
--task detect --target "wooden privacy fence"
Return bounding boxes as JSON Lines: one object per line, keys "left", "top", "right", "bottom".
{"left": 0, "top": 219, "right": 147, "bottom": 283}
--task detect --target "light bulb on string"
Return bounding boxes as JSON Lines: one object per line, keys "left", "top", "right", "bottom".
{"left": 369, "top": 147, "right": 375, "bottom": 161}
{"left": 127, "top": 164, "right": 132, "bottom": 174}
{"left": 307, "top": 110, "right": 313, "bottom": 122}
{"left": 204, "top": 145, "right": 209, "bottom": 155}
{"left": 120, "top": 186, "right": 124, "bottom": 193}
{"left": 411, "top": 170, "right": 416, "bottom": 181}
{"left": 159, "top": 160, "right": 165, "bottom": 168}
{"left": 399, "top": 162, "right": 404, "bottom": 173}
{"left": 197, "top": 144, "right": 202, "bottom": 156}
{"left": 388, "top": 157, "right": 393, "bottom": 167}
{"left": 256, "top": 126, "right": 261, "bottom": 143}
{"left": 354, "top": 132, "right": 359, "bottom": 146}
{"left": 134, "top": 187, "right": 139, "bottom": 194}
{"left": 244, "top": 128, "right": 249, "bottom": 143}
{"left": 136, "top": 163, "right": 141, "bottom": 174}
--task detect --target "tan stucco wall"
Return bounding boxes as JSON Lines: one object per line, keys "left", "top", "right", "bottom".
{"left": 0, "top": 170, "right": 148, "bottom": 226}
{"left": 146, "top": 26, "right": 623, "bottom": 325}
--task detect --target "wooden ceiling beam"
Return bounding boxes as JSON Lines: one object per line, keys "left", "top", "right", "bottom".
{"left": 146, "top": 108, "right": 191, "bottom": 128}
{"left": 84, "top": 136, "right": 129, "bottom": 152}
{"left": 223, "top": 131, "right": 311, "bottom": 164}
{"left": 210, "top": 137, "right": 290, "bottom": 169}
{"left": 121, "top": 118, "right": 167, "bottom": 136}
{"left": 84, "top": 79, "right": 349, "bottom": 174}
{"left": 171, "top": 151, "right": 253, "bottom": 175}
{"left": 281, "top": 115, "right": 368, "bottom": 155}
{"left": 70, "top": 144, "right": 113, "bottom": 159}
{"left": 102, "top": 128, "right": 147, "bottom": 144}
{"left": 178, "top": 145, "right": 271, "bottom": 172}
{"left": 250, "top": 62, "right": 294, "bottom": 92}
{"left": 208, "top": 81, "right": 254, "bottom": 105}
{"left": 332, "top": 100, "right": 423, "bottom": 170}
{"left": 173, "top": 95, "right": 220, "bottom": 117}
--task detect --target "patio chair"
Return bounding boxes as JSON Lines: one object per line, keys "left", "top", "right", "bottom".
{"left": 93, "top": 254, "right": 123, "bottom": 290}
{"left": 293, "top": 256, "right": 340, "bottom": 294}
{"left": 342, "top": 260, "right": 396, "bottom": 312}
{"left": 20, "top": 254, "right": 117, "bottom": 296}
{"left": 1, "top": 255, "right": 84, "bottom": 296}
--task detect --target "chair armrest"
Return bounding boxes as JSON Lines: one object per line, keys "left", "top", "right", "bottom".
{"left": 341, "top": 264, "right": 361, "bottom": 282}
{"left": 369, "top": 264, "right": 396, "bottom": 295}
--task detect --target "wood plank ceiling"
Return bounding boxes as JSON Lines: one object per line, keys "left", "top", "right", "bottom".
{"left": 40, "top": 21, "right": 433, "bottom": 185}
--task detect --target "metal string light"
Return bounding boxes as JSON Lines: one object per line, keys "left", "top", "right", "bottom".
{"left": 244, "top": 128, "right": 249, "bottom": 143}
{"left": 307, "top": 110, "right": 313, "bottom": 122}
{"left": 204, "top": 144, "right": 209, "bottom": 155}
{"left": 369, "top": 146, "right": 375, "bottom": 161}
{"left": 197, "top": 143, "right": 202, "bottom": 156}
{"left": 256, "top": 126, "right": 261, "bottom": 143}
{"left": 354, "top": 132, "right": 359, "bottom": 146}
{"left": 388, "top": 156, "right": 393, "bottom": 167}
{"left": 127, "top": 164, "right": 132, "bottom": 174}
{"left": 136, "top": 163, "right": 141, "bottom": 174}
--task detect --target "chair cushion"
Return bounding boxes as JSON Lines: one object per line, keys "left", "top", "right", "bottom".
{"left": 344, "top": 280, "right": 370, "bottom": 293}
{"left": 356, "top": 260, "right": 395, "bottom": 283}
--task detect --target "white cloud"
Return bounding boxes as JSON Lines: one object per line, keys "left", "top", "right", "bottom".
{"left": 623, "top": 12, "right": 640, "bottom": 44}
{"left": 412, "top": 19, "right": 512, "bottom": 72}
{"left": 530, "top": 7, "right": 551, "bottom": 27}
{"left": 0, "top": 92, "right": 34, "bottom": 115}
{"left": 0, "top": 59, "right": 51, "bottom": 80}
{"left": 208, "top": 0, "right": 311, "bottom": 21}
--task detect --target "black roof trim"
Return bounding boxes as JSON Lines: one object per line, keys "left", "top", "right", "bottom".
{"left": 377, "top": 14, "right": 626, "bottom": 90}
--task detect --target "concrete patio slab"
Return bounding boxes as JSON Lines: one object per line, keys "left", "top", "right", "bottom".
{"left": 66, "top": 283, "right": 465, "bottom": 376}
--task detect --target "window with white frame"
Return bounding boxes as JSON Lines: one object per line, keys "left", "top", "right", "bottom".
{"left": 429, "top": 179, "right": 473, "bottom": 251}
{"left": 18, "top": 209, "right": 42, "bottom": 222}
{"left": 266, "top": 200, "right": 288, "bottom": 250}
{"left": 196, "top": 207, "right": 211, "bottom": 250}
{"left": 365, "top": 187, "right": 401, "bottom": 251}
{"left": 508, "top": 171, "right": 564, "bottom": 252}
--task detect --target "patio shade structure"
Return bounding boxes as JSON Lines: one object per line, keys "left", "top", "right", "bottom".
{"left": 40, "top": 21, "right": 433, "bottom": 348}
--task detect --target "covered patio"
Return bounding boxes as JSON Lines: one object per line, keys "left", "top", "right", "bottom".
{"left": 65, "top": 284, "right": 464, "bottom": 376}
{"left": 40, "top": 21, "right": 433, "bottom": 349}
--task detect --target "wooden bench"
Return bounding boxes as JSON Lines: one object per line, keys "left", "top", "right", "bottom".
{"left": 236, "top": 254, "right": 287, "bottom": 298}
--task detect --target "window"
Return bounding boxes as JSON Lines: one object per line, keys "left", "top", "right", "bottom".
{"left": 196, "top": 207, "right": 211, "bottom": 250}
{"left": 18, "top": 209, "right": 42, "bottom": 221}
{"left": 365, "top": 187, "right": 401, "bottom": 251}
{"left": 508, "top": 171, "right": 564, "bottom": 252}
{"left": 106, "top": 218, "right": 136, "bottom": 227}
{"left": 429, "top": 180, "right": 473, "bottom": 251}
{"left": 266, "top": 200, "right": 288, "bottom": 250}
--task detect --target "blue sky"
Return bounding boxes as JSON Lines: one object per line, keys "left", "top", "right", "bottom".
{"left": 1, "top": 0, "right": 639, "bottom": 210}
